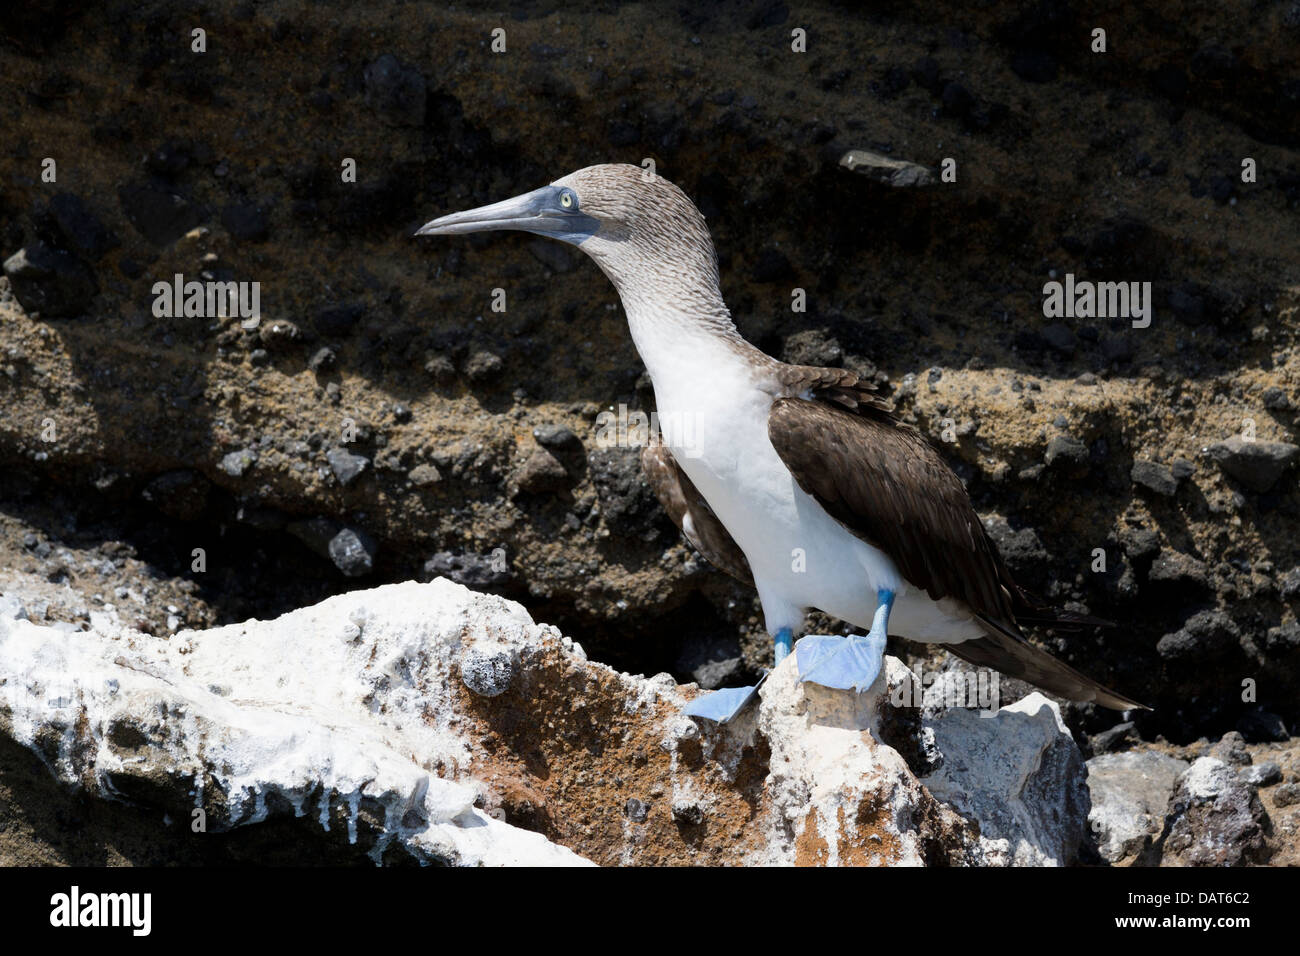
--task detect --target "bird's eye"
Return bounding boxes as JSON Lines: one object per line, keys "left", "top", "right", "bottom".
{"left": 560, "top": 190, "right": 574, "bottom": 209}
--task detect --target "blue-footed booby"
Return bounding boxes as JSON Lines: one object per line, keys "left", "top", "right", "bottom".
{"left": 415, "top": 164, "right": 1145, "bottom": 722}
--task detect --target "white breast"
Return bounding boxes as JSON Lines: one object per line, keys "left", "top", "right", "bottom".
{"left": 627, "top": 307, "right": 982, "bottom": 645}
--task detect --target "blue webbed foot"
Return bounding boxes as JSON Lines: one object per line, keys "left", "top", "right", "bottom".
{"left": 795, "top": 632, "right": 888, "bottom": 692}
{"left": 682, "top": 682, "right": 763, "bottom": 722}
{"left": 794, "top": 590, "right": 894, "bottom": 694}
{"left": 683, "top": 626, "right": 793, "bottom": 724}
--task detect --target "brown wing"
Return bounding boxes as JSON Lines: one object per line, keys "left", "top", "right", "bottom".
{"left": 768, "top": 393, "right": 1145, "bottom": 710}
{"left": 767, "top": 396, "right": 1018, "bottom": 625}
{"left": 641, "top": 437, "right": 753, "bottom": 585}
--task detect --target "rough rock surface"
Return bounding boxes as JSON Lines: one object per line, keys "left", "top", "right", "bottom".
{"left": 1087, "top": 750, "right": 1189, "bottom": 864}
{"left": 0, "top": 580, "right": 586, "bottom": 866}
{"left": 922, "top": 689, "right": 1090, "bottom": 865}
{"left": 1156, "top": 756, "right": 1272, "bottom": 866}
{"left": 1, "top": 579, "right": 1093, "bottom": 866}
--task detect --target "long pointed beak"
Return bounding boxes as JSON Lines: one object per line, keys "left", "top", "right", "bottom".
{"left": 415, "top": 186, "right": 554, "bottom": 236}
{"left": 414, "top": 185, "right": 598, "bottom": 245}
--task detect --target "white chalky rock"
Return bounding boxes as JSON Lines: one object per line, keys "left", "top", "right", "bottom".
{"left": 0, "top": 579, "right": 590, "bottom": 866}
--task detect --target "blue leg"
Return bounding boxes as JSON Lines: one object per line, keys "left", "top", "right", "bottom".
{"left": 684, "top": 627, "right": 793, "bottom": 723}
{"left": 774, "top": 626, "right": 793, "bottom": 663}
{"left": 796, "top": 590, "right": 893, "bottom": 693}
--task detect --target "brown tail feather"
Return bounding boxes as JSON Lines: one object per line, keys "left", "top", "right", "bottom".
{"left": 942, "top": 616, "right": 1149, "bottom": 711}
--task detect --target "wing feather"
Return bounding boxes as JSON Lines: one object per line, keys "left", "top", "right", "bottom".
{"left": 641, "top": 437, "right": 753, "bottom": 585}
{"left": 767, "top": 397, "right": 1018, "bottom": 624}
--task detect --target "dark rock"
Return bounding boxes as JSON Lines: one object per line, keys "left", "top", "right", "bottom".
{"left": 1158, "top": 758, "right": 1269, "bottom": 865}
{"left": 782, "top": 329, "right": 842, "bottom": 367}
{"left": 1148, "top": 550, "right": 1210, "bottom": 592}
{"left": 1208, "top": 730, "right": 1250, "bottom": 766}
{"left": 328, "top": 527, "right": 377, "bottom": 577}
{"left": 1236, "top": 709, "right": 1289, "bottom": 743}
{"left": 1100, "top": 335, "right": 1133, "bottom": 364}
{"left": 118, "top": 182, "right": 208, "bottom": 245}
{"left": 326, "top": 448, "right": 369, "bottom": 486}
{"left": 286, "top": 516, "right": 341, "bottom": 557}
{"left": 533, "top": 424, "right": 582, "bottom": 452}
{"left": 1120, "top": 528, "right": 1162, "bottom": 564}
{"left": 47, "top": 193, "right": 118, "bottom": 260}
{"left": 1168, "top": 286, "right": 1205, "bottom": 323}
{"left": 1152, "top": 65, "right": 1188, "bottom": 102}
{"left": 677, "top": 635, "right": 745, "bottom": 690}
{"left": 1263, "top": 620, "right": 1300, "bottom": 656}
{"left": 1090, "top": 721, "right": 1135, "bottom": 754}
{"left": 235, "top": 504, "right": 288, "bottom": 531}
{"left": 464, "top": 350, "right": 503, "bottom": 382}
{"left": 1261, "top": 387, "right": 1291, "bottom": 411}
{"left": 747, "top": 2, "right": 789, "bottom": 28}
{"left": 671, "top": 799, "right": 704, "bottom": 825}
{"left": 588, "top": 446, "right": 665, "bottom": 540}
{"left": 3, "top": 242, "right": 98, "bottom": 317}
{"left": 624, "top": 798, "right": 650, "bottom": 823}
{"left": 307, "top": 346, "right": 336, "bottom": 372}
{"left": 1010, "top": 49, "right": 1058, "bottom": 83}
{"left": 315, "top": 303, "right": 364, "bottom": 337}
{"left": 750, "top": 248, "right": 794, "bottom": 283}
{"left": 117, "top": 257, "right": 144, "bottom": 279}
{"left": 1041, "top": 323, "right": 1077, "bottom": 354}
{"left": 460, "top": 643, "right": 516, "bottom": 697}
{"left": 1170, "top": 458, "right": 1196, "bottom": 480}
{"left": 424, "top": 354, "right": 456, "bottom": 383}
{"left": 983, "top": 517, "right": 1050, "bottom": 589}
{"left": 911, "top": 56, "right": 942, "bottom": 93}
{"left": 363, "top": 54, "right": 426, "bottom": 126}
{"left": 424, "top": 549, "right": 510, "bottom": 588}
{"left": 1131, "top": 460, "right": 1178, "bottom": 496}
{"left": 140, "top": 470, "right": 211, "bottom": 521}
{"left": 221, "top": 203, "right": 269, "bottom": 242}
{"left": 392, "top": 403, "right": 412, "bottom": 423}
{"left": 838, "top": 149, "right": 934, "bottom": 187}
{"left": 258, "top": 318, "right": 301, "bottom": 351}
{"left": 940, "top": 81, "right": 974, "bottom": 117}
{"left": 1281, "top": 568, "right": 1300, "bottom": 600}
{"left": 513, "top": 447, "right": 569, "bottom": 495}
{"left": 1206, "top": 437, "right": 1299, "bottom": 492}
{"left": 142, "top": 141, "right": 191, "bottom": 179}
{"left": 1156, "top": 610, "right": 1237, "bottom": 661}
{"left": 1044, "top": 435, "right": 1088, "bottom": 469}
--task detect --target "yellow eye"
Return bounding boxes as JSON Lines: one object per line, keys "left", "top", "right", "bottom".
{"left": 560, "top": 191, "right": 573, "bottom": 208}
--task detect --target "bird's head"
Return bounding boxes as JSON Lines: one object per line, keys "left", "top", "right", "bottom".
{"left": 415, "top": 164, "right": 722, "bottom": 306}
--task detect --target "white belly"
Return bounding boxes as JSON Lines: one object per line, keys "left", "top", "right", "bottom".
{"left": 659, "top": 378, "right": 982, "bottom": 645}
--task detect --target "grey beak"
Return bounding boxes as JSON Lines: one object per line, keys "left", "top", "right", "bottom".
{"left": 414, "top": 185, "right": 598, "bottom": 246}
